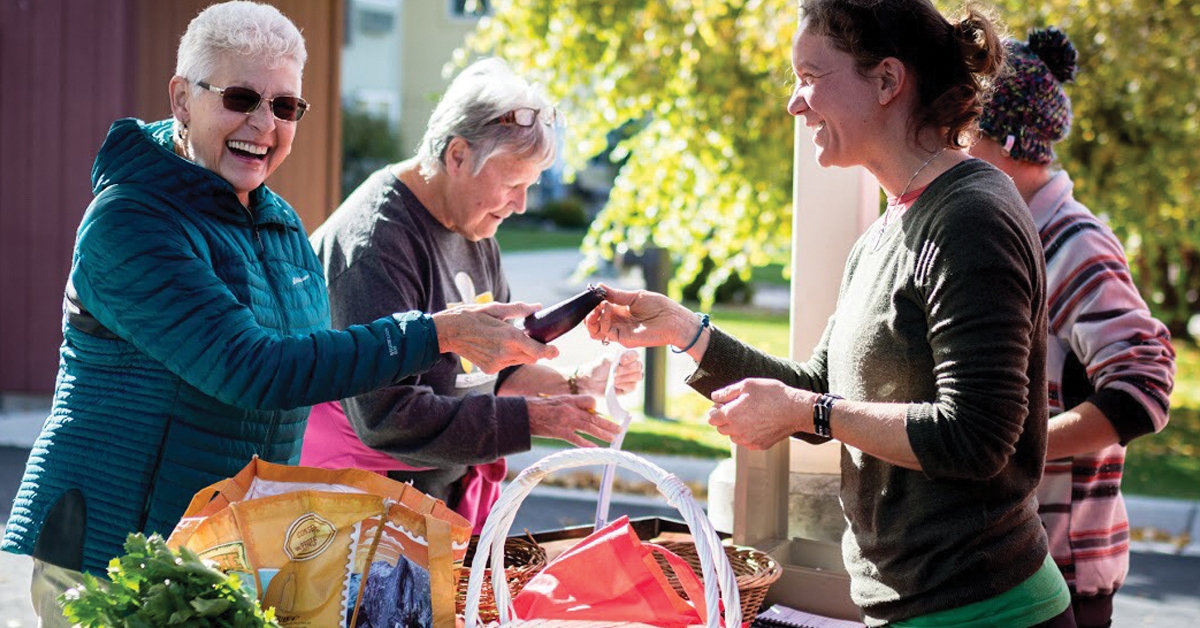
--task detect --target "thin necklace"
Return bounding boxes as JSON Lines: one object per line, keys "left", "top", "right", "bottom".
{"left": 874, "top": 147, "right": 946, "bottom": 249}
{"left": 894, "top": 147, "right": 947, "bottom": 203}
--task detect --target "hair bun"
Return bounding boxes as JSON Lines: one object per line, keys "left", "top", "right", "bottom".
{"left": 1028, "top": 27, "right": 1077, "bottom": 83}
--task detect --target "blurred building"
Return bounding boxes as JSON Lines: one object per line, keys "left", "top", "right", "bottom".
{"left": 341, "top": 0, "right": 583, "bottom": 209}
{"left": 342, "top": 0, "right": 489, "bottom": 156}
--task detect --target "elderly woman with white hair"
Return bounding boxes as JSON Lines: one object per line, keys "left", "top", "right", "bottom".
{"left": 1, "top": 4, "right": 556, "bottom": 623}
{"left": 301, "top": 58, "right": 638, "bottom": 532}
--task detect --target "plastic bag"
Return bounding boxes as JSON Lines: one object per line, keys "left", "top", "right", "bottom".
{"left": 512, "top": 515, "right": 712, "bottom": 627}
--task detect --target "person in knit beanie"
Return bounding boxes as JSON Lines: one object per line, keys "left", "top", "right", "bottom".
{"left": 977, "top": 27, "right": 1076, "bottom": 164}
{"left": 971, "top": 27, "right": 1177, "bottom": 628}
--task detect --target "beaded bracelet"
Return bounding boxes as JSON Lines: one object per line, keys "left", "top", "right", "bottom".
{"left": 671, "top": 312, "right": 710, "bottom": 354}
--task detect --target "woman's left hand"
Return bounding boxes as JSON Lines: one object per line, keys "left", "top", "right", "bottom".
{"left": 707, "top": 378, "right": 814, "bottom": 450}
{"left": 578, "top": 350, "right": 643, "bottom": 396}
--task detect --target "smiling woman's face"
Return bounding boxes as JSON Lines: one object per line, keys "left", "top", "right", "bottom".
{"left": 786, "top": 22, "right": 880, "bottom": 170}
{"left": 441, "top": 142, "right": 546, "bottom": 242}
{"left": 172, "top": 53, "right": 302, "bottom": 206}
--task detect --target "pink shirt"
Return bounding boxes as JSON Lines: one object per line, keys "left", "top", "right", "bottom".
{"left": 301, "top": 400, "right": 505, "bottom": 534}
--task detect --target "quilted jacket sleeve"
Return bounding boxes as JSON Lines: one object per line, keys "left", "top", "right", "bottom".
{"left": 71, "top": 196, "right": 438, "bottom": 411}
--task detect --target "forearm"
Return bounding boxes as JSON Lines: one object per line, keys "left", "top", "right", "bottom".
{"left": 822, "top": 399, "right": 922, "bottom": 470}
{"left": 345, "top": 385, "right": 530, "bottom": 467}
{"left": 688, "top": 326, "right": 823, "bottom": 398}
{"left": 496, "top": 363, "right": 571, "bottom": 396}
{"left": 1046, "top": 401, "right": 1120, "bottom": 460}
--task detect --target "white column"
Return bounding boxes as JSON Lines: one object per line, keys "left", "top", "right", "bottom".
{"left": 732, "top": 117, "right": 878, "bottom": 546}
{"left": 788, "top": 117, "right": 879, "bottom": 473}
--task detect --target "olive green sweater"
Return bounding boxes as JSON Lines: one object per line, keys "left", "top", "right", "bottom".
{"left": 688, "top": 160, "right": 1051, "bottom": 626}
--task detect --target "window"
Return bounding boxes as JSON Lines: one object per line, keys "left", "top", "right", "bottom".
{"left": 449, "top": 0, "right": 491, "bottom": 19}
{"left": 358, "top": 7, "right": 395, "bottom": 35}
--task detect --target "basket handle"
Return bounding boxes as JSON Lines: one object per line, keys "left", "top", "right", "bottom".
{"left": 463, "top": 448, "right": 742, "bottom": 628}
{"left": 646, "top": 543, "right": 711, "bottom": 621}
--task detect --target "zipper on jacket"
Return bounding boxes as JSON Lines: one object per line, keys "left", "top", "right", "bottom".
{"left": 138, "top": 404, "right": 181, "bottom": 533}
{"left": 241, "top": 202, "right": 291, "bottom": 452}
{"left": 243, "top": 206, "right": 265, "bottom": 255}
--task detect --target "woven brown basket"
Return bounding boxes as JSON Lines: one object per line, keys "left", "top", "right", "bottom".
{"left": 456, "top": 534, "right": 546, "bottom": 622}
{"left": 654, "top": 541, "right": 782, "bottom": 621}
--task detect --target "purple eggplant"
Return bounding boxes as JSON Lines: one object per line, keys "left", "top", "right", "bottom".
{"left": 523, "top": 284, "right": 607, "bottom": 343}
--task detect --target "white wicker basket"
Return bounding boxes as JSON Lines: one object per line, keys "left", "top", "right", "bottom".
{"left": 463, "top": 448, "right": 742, "bottom": 628}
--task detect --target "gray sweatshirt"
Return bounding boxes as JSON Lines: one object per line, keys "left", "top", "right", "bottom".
{"left": 310, "top": 167, "right": 530, "bottom": 502}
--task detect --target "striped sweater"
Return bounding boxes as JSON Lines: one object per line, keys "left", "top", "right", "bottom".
{"left": 1031, "top": 171, "right": 1175, "bottom": 597}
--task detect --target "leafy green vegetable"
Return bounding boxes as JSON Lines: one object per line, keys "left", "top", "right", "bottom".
{"left": 61, "top": 533, "right": 280, "bottom": 628}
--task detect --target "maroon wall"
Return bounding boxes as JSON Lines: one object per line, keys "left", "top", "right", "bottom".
{"left": 0, "top": 0, "right": 138, "bottom": 393}
{"left": 0, "top": 1, "right": 343, "bottom": 395}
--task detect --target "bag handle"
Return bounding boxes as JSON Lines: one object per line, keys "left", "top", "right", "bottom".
{"left": 645, "top": 543, "right": 712, "bottom": 624}
{"left": 348, "top": 507, "right": 388, "bottom": 628}
{"left": 179, "top": 477, "right": 240, "bottom": 519}
{"left": 463, "top": 448, "right": 741, "bottom": 628}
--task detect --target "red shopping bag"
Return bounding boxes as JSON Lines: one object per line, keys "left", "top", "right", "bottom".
{"left": 512, "top": 515, "right": 715, "bottom": 627}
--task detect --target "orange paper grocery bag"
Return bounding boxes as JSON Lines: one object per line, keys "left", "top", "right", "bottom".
{"left": 168, "top": 457, "right": 470, "bottom": 628}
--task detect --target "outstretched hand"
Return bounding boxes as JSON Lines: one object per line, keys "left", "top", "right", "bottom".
{"left": 706, "top": 378, "right": 814, "bottom": 450}
{"left": 577, "top": 350, "right": 643, "bottom": 396}
{"left": 527, "top": 394, "right": 621, "bottom": 448}
{"left": 432, "top": 301, "right": 558, "bottom": 374}
{"left": 585, "top": 284, "right": 694, "bottom": 349}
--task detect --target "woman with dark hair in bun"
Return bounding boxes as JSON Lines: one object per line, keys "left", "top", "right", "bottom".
{"left": 587, "top": 1, "right": 1075, "bottom": 626}
{"left": 971, "top": 28, "right": 1175, "bottom": 628}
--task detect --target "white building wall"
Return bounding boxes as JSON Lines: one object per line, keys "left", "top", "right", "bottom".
{"left": 396, "top": 0, "right": 483, "bottom": 156}
{"left": 342, "top": 0, "right": 403, "bottom": 124}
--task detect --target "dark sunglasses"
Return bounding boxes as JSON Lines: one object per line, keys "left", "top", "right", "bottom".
{"left": 489, "top": 107, "right": 563, "bottom": 128}
{"left": 196, "top": 80, "right": 310, "bottom": 122}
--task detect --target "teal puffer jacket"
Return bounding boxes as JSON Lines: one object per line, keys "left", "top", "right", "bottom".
{"left": 2, "top": 118, "right": 438, "bottom": 574}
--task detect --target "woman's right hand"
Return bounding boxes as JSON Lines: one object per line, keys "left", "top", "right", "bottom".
{"left": 585, "top": 284, "right": 696, "bottom": 349}
{"left": 431, "top": 302, "right": 558, "bottom": 373}
{"left": 526, "top": 394, "right": 620, "bottom": 448}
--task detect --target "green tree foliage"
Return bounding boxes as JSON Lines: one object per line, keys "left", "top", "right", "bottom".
{"left": 466, "top": 1, "right": 1200, "bottom": 325}
{"left": 342, "top": 105, "right": 402, "bottom": 201}
{"left": 973, "top": 0, "right": 1200, "bottom": 335}
{"left": 464, "top": 0, "right": 798, "bottom": 305}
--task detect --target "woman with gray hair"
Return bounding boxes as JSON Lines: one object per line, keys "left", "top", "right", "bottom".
{"left": 1, "top": 4, "right": 555, "bottom": 623}
{"left": 303, "top": 57, "right": 637, "bottom": 532}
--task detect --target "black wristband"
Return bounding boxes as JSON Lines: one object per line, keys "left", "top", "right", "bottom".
{"left": 812, "top": 393, "right": 842, "bottom": 438}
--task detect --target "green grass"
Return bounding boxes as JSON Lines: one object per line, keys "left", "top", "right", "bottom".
{"left": 662, "top": 306, "right": 792, "bottom": 423}
{"left": 535, "top": 418, "right": 731, "bottom": 459}
{"left": 494, "top": 226, "right": 587, "bottom": 252}
{"left": 749, "top": 262, "right": 790, "bottom": 286}
{"left": 1123, "top": 340, "right": 1200, "bottom": 499}
{"left": 581, "top": 306, "right": 796, "bottom": 460}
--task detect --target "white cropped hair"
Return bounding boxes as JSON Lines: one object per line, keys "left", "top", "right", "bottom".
{"left": 175, "top": 1, "right": 307, "bottom": 85}
{"left": 417, "top": 58, "right": 559, "bottom": 178}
